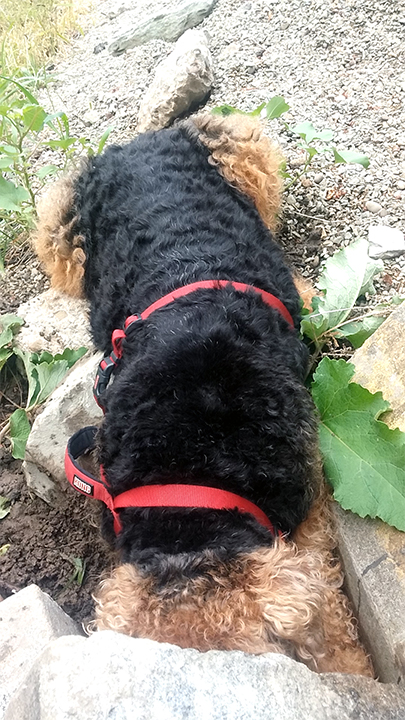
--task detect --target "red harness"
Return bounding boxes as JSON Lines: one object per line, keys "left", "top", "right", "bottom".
{"left": 66, "top": 280, "right": 294, "bottom": 538}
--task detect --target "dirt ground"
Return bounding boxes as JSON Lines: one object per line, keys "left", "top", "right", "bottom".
{"left": 0, "top": 445, "right": 112, "bottom": 624}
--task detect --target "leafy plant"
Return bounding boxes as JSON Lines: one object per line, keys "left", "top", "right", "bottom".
{"left": 212, "top": 96, "right": 370, "bottom": 187}
{"left": 0, "top": 313, "right": 87, "bottom": 458}
{"left": 65, "top": 556, "right": 86, "bottom": 587}
{"left": 301, "top": 237, "right": 387, "bottom": 357}
{"left": 0, "top": 71, "right": 112, "bottom": 268}
{"left": 312, "top": 358, "right": 405, "bottom": 532}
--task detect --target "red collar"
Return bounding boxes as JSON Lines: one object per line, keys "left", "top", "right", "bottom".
{"left": 65, "top": 427, "right": 280, "bottom": 538}
{"left": 93, "top": 279, "right": 294, "bottom": 408}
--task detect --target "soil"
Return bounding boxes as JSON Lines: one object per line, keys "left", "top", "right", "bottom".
{"left": 0, "top": 446, "right": 111, "bottom": 624}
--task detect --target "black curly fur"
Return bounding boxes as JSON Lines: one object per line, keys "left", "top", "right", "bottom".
{"left": 70, "top": 122, "right": 318, "bottom": 571}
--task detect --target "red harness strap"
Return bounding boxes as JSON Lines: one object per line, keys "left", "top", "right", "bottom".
{"left": 93, "top": 279, "right": 294, "bottom": 408}
{"left": 65, "top": 427, "right": 280, "bottom": 537}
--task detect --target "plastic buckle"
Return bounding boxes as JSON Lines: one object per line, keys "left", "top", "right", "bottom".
{"left": 93, "top": 354, "right": 118, "bottom": 409}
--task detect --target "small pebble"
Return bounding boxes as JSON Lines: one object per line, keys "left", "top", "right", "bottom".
{"left": 365, "top": 200, "right": 382, "bottom": 214}
{"left": 313, "top": 173, "right": 324, "bottom": 184}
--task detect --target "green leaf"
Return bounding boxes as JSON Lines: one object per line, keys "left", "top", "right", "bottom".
{"left": 9, "top": 409, "right": 31, "bottom": 460}
{"left": 306, "top": 146, "right": 318, "bottom": 161}
{"left": 33, "top": 359, "right": 69, "bottom": 406}
{"left": 247, "top": 102, "right": 266, "bottom": 117}
{"left": 291, "top": 121, "right": 334, "bottom": 144}
{"left": 0, "top": 75, "right": 39, "bottom": 105}
{"left": 22, "top": 104, "right": 47, "bottom": 132}
{"left": 13, "top": 347, "right": 40, "bottom": 408}
{"left": 264, "top": 96, "right": 290, "bottom": 120}
{"left": 312, "top": 358, "right": 405, "bottom": 531}
{"left": 0, "top": 346, "right": 12, "bottom": 371}
{"left": 0, "top": 157, "right": 15, "bottom": 170}
{"left": 332, "top": 148, "right": 370, "bottom": 169}
{"left": 0, "top": 313, "right": 24, "bottom": 347}
{"left": 36, "top": 164, "right": 59, "bottom": 179}
{"left": 0, "top": 175, "right": 30, "bottom": 211}
{"left": 301, "top": 238, "right": 383, "bottom": 341}
{"left": 46, "top": 137, "right": 77, "bottom": 151}
{"left": 336, "top": 315, "right": 385, "bottom": 348}
{"left": 211, "top": 104, "right": 243, "bottom": 117}
{"left": 53, "top": 346, "right": 87, "bottom": 368}
{"left": 0, "top": 544, "right": 10, "bottom": 555}
{"left": 0, "top": 495, "right": 11, "bottom": 519}
{"left": 97, "top": 127, "right": 113, "bottom": 155}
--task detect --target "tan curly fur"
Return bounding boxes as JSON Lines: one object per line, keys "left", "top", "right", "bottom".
{"left": 94, "top": 484, "right": 372, "bottom": 676}
{"left": 190, "top": 113, "right": 282, "bottom": 232}
{"left": 33, "top": 166, "right": 87, "bottom": 297}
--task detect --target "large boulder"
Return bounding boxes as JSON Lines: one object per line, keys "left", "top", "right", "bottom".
{"left": 137, "top": 29, "right": 213, "bottom": 132}
{"left": 108, "top": 0, "right": 218, "bottom": 55}
{"left": 5, "top": 632, "right": 405, "bottom": 720}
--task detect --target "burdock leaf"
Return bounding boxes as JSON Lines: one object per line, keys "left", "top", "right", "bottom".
{"left": 332, "top": 148, "right": 370, "bottom": 168}
{"left": 336, "top": 315, "right": 385, "bottom": 348}
{"left": 312, "top": 358, "right": 405, "bottom": 531}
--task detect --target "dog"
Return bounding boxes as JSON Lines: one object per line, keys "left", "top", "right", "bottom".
{"left": 34, "top": 113, "right": 372, "bottom": 675}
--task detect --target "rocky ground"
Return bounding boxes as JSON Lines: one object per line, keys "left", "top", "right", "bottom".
{"left": 1, "top": 0, "right": 405, "bottom": 621}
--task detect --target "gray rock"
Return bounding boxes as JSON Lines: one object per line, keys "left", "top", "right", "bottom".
{"left": 365, "top": 200, "right": 383, "bottom": 214}
{"left": 6, "top": 632, "right": 405, "bottom": 720}
{"left": 368, "top": 224, "right": 405, "bottom": 259}
{"left": 138, "top": 30, "right": 214, "bottom": 132}
{"left": 25, "top": 352, "right": 103, "bottom": 488}
{"left": 17, "top": 289, "right": 93, "bottom": 356}
{"left": 108, "top": 0, "right": 218, "bottom": 55}
{"left": 0, "top": 585, "right": 82, "bottom": 718}
{"left": 22, "top": 461, "right": 65, "bottom": 506}
{"left": 137, "top": 29, "right": 213, "bottom": 133}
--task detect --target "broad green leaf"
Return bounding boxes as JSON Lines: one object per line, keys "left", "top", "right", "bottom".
{"left": 54, "top": 346, "right": 87, "bottom": 368}
{"left": 332, "top": 148, "right": 370, "bottom": 169}
{"left": 36, "top": 164, "right": 59, "bottom": 179}
{"left": 0, "top": 495, "right": 11, "bottom": 519}
{"left": 301, "top": 238, "right": 383, "bottom": 340}
{"left": 359, "top": 257, "right": 384, "bottom": 296}
{"left": 0, "top": 144, "right": 20, "bottom": 156}
{"left": 306, "top": 146, "right": 318, "bottom": 161}
{"left": 0, "top": 157, "right": 15, "bottom": 170}
{"left": 312, "top": 358, "right": 405, "bottom": 531}
{"left": 9, "top": 409, "right": 31, "bottom": 460}
{"left": 34, "top": 359, "right": 69, "bottom": 406}
{"left": 0, "top": 313, "right": 24, "bottom": 347}
{"left": 97, "top": 127, "right": 113, "bottom": 155}
{"left": 265, "top": 96, "right": 290, "bottom": 120}
{"left": 22, "top": 104, "right": 47, "bottom": 132}
{"left": 35, "top": 350, "right": 54, "bottom": 365}
{"left": 336, "top": 315, "right": 385, "bottom": 348}
{"left": 0, "top": 175, "right": 30, "bottom": 211}
{"left": 291, "top": 121, "right": 334, "bottom": 144}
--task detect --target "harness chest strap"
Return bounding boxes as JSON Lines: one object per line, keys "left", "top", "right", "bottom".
{"left": 93, "top": 279, "right": 294, "bottom": 409}
{"left": 65, "top": 427, "right": 280, "bottom": 537}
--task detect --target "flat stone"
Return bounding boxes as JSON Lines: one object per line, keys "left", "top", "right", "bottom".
{"left": 17, "top": 289, "right": 93, "bottom": 355}
{"left": 6, "top": 632, "right": 405, "bottom": 720}
{"left": 368, "top": 225, "right": 405, "bottom": 259}
{"left": 25, "top": 352, "right": 103, "bottom": 488}
{"left": 333, "top": 504, "right": 405, "bottom": 684}
{"left": 331, "top": 301, "right": 405, "bottom": 683}
{"left": 351, "top": 300, "right": 405, "bottom": 431}
{"left": 0, "top": 585, "right": 82, "bottom": 718}
{"left": 137, "top": 29, "right": 213, "bottom": 133}
{"left": 22, "top": 461, "right": 65, "bottom": 506}
{"left": 108, "top": 0, "right": 217, "bottom": 55}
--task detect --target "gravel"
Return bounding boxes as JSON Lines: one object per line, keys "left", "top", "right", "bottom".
{"left": 1, "top": 0, "right": 404, "bottom": 309}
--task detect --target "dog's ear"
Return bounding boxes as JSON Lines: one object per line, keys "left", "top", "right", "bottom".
{"left": 190, "top": 113, "right": 282, "bottom": 232}
{"left": 33, "top": 169, "right": 87, "bottom": 297}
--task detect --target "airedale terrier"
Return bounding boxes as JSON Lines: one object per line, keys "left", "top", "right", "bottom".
{"left": 34, "top": 113, "right": 372, "bottom": 675}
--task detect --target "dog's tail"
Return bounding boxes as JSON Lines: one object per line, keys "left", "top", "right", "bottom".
{"left": 189, "top": 112, "right": 282, "bottom": 232}
{"left": 33, "top": 165, "right": 87, "bottom": 297}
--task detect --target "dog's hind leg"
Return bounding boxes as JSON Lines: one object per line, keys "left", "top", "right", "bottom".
{"left": 33, "top": 168, "right": 86, "bottom": 297}
{"left": 190, "top": 113, "right": 282, "bottom": 232}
